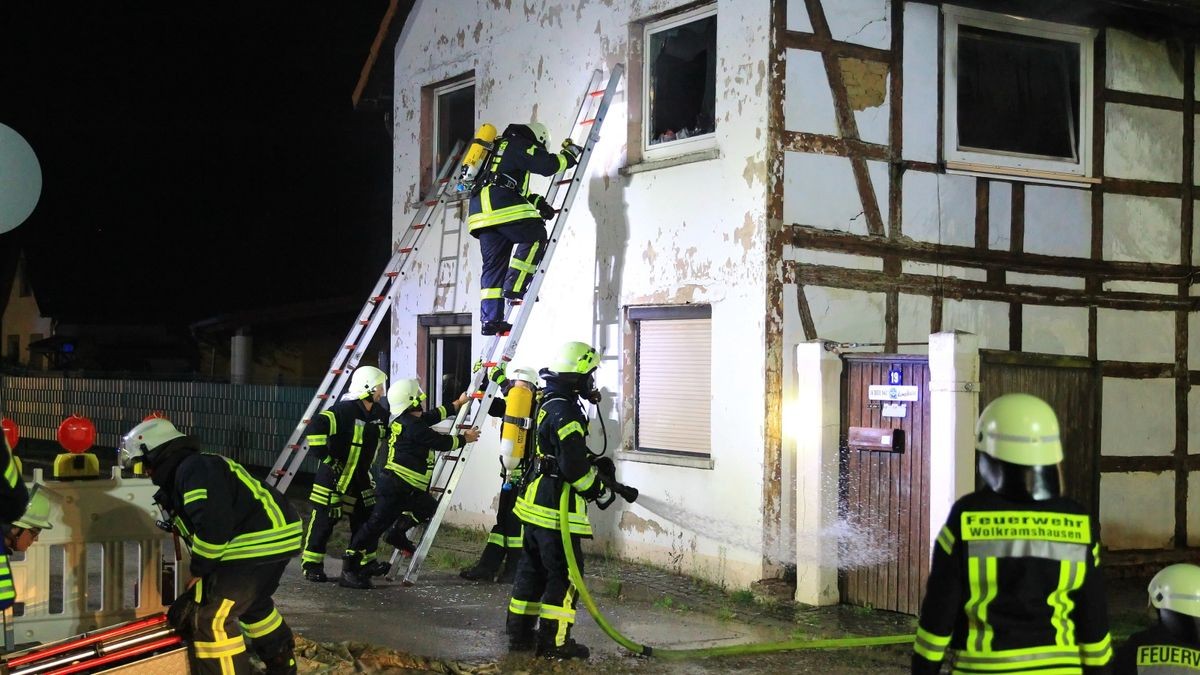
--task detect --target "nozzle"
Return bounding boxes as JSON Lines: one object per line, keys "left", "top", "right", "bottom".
{"left": 613, "top": 482, "right": 638, "bottom": 504}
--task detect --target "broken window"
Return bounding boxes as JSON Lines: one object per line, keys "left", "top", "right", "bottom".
{"left": 432, "top": 79, "right": 475, "bottom": 186}
{"left": 944, "top": 6, "right": 1094, "bottom": 178}
{"left": 644, "top": 5, "right": 717, "bottom": 155}
{"left": 630, "top": 305, "right": 711, "bottom": 458}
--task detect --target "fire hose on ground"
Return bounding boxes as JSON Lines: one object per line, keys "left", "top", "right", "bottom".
{"left": 556, "top": 485, "right": 916, "bottom": 660}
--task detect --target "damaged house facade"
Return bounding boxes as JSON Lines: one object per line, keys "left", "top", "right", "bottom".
{"left": 386, "top": 0, "right": 1200, "bottom": 609}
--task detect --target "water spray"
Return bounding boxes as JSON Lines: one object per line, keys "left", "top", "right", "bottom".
{"left": 556, "top": 487, "right": 915, "bottom": 659}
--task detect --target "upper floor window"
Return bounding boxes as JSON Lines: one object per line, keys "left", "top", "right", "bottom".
{"left": 424, "top": 76, "right": 475, "bottom": 192}
{"left": 643, "top": 5, "right": 717, "bottom": 160}
{"left": 943, "top": 6, "right": 1095, "bottom": 180}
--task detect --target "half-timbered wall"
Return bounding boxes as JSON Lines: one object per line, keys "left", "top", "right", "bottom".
{"left": 389, "top": 0, "right": 774, "bottom": 588}
{"left": 776, "top": 0, "right": 1200, "bottom": 553}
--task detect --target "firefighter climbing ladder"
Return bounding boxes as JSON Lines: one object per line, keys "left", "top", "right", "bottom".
{"left": 389, "top": 65, "right": 624, "bottom": 585}
{"left": 265, "top": 141, "right": 467, "bottom": 493}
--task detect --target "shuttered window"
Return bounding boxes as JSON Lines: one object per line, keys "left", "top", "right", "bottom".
{"left": 632, "top": 306, "right": 711, "bottom": 456}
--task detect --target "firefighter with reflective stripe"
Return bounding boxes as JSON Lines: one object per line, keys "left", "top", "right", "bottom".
{"left": 913, "top": 393, "right": 1112, "bottom": 674}
{"left": 299, "top": 365, "right": 387, "bottom": 583}
{"left": 1114, "top": 564, "right": 1200, "bottom": 673}
{"left": 461, "top": 364, "right": 539, "bottom": 583}
{"left": 0, "top": 430, "right": 29, "bottom": 610}
{"left": 120, "top": 418, "right": 302, "bottom": 675}
{"left": 507, "top": 341, "right": 636, "bottom": 659}
{"left": 339, "top": 378, "right": 479, "bottom": 589}
{"left": 467, "top": 122, "right": 582, "bottom": 336}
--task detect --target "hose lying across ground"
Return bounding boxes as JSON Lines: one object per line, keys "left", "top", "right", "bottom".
{"left": 556, "top": 488, "right": 916, "bottom": 660}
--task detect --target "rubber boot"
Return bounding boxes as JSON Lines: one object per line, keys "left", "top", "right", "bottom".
{"left": 460, "top": 542, "right": 504, "bottom": 581}
{"left": 535, "top": 621, "right": 589, "bottom": 660}
{"left": 362, "top": 559, "right": 391, "bottom": 577}
{"left": 505, "top": 612, "right": 537, "bottom": 653}
{"left": 496, "top": 547, "right": 520, "bottom": 584}
{"left": 338, "top": 551, "right": 374, "bottom": 590}
{"left": 301, "top": 563, "right": 328, "bottom": 583}
{"left": 384, "top": 515, "right": 419, "bottom": 556}
{"left": 260, "top": 636, "right": 298, "bottom": 675}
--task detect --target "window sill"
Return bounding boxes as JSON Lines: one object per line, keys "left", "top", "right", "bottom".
{"left": 616, "top": 450, "right": 714, "bottom": 470}
{"left": 621, "top": 148, "right": 720, "bottom": 176}
{"left": 944, "top": 160, "right": 1099, "bottom": 188}
{"left": 409, "top": 188, "right": 469, "bottom": 209}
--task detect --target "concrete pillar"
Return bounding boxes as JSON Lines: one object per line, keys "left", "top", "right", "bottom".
{"left": 230, "top": 329, "right": 252, "bottom": 385}
{"left": 793, "top": 340, "right": 842, "bottom": 606}
{"left": 928, "top": 331, "right": 980, "bottom": 548}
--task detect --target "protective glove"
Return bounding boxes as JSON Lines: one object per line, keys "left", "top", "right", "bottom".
{"left": 585, "top": 388, "right": 602, "bottom": 405}
{"left": 489, "top": 361, "right": 508, "bottom": 386}
{"left": 328, "top": 492, "right": 343, "bottom": 520}
{"left": 592, "top": 456, "right": 616, "bottom": 480}
{"left": 530, "top": 194, "right": 556, "bottom": 221}
{"left": 561, "top": 138, "right": 583, "bottom": 165}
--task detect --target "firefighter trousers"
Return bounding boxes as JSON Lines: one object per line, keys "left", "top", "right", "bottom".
{"left": 173, "top": 560, "right": 296, "bottom": 675}
{"left": 477, "top": 484, "right": 523, "bottom": 568}
{"left": 506, "top": 526, "right": 585, "bottom": 649}
{"left": 302, "top": 464, "right": 376, "bottom": 568}
{"left": 346, "top": 474, "right": 436, "bottom": 556}
{"left": 477, "top": 220, "right": 546, "bottom": 325}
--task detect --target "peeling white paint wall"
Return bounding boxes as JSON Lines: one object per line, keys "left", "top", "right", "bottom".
{"left": 391, "top": 0, "right": 772, "bottom": 589}
{"left": 1101, "top": 472, "right": 1175, "bottom": 550}
{"left": 1100, "top": 378, "right": 1175, "bottom": 457}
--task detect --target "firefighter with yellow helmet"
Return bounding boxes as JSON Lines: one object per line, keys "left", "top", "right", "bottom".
{"left": 1114, "top": 563, "right": 1200, "bottom": 673}
{"left": 467, "top": 122, "right": 582, "bottom": 336}
{"left": 913, "top": 393, "right": 1112, "bottom": 674}
{"left": 300, "top": 365, "right": 388, "bottom": 583}
{"left": 507, "top": 341, "right": 637, "bottom": 659}
{"left": 119, "top": 417, "right": 302, "bottom": 675}
{"left": 338, "top": 377, "right": 479, "bottom": 589}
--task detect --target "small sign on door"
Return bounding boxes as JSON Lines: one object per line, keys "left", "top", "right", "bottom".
{"left": 882, "top": 403, "right": 907, "bottom": 418}
{"left": 868, "top": 384, "right": 919, "bottom": 401}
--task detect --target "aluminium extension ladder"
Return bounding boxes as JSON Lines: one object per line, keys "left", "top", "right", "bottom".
{"left": 389, "top": 65, "right": 624, "bottom": 585}
{"left": 265, "top": 141, "right": 468, "bottom": 493}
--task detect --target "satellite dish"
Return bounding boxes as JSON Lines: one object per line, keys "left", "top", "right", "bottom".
{"left": 0, "top": 123, "right": 43, "bottom": 234}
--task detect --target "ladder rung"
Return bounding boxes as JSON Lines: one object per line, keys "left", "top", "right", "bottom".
{"left": 399, "top": 247, "right": 414, "bottom": 253}
{"left": 369, "top": 295, "right": 386, "bottom": 303}
{"left": 431, "top": 487, "right": 445, "bottom": 494}
{"left": 301, "top": 419, "right": 311, "bottom": 425}
{"left": 385, "top": 271, "right": 400, "bottom": 278}
{"left": 556, "top": 179, "right": 572, "bottom": 185}
{"left": 358, "top": 320, "right": 370, "bottom": 325}
{"left": 411, "top": 224, "right": 426, "bottom": 230}
{"left": 331, "top": 369, "right": 345, "bottom": 374}
{"left": 423, "top": 200, "right": 439, "bottom": 206}
{"left": 483, "top": 361, "right": 498, "bottom": 367}
{"left": 456, "top": 424, "right": 472, "bottom": 429}
{"left": 589, "top": 89, "right": 604, "bottom": 97}
{"left": 580, "top": 118, "right": 596, "bottom": 125}
{"left": 470, "top": 392, "right": 484, "bottom": 399}
{"left": 438, "top": 177, "right": 450, "bottom": 184}
{"left": 272, "top": 468, "right": 287, "bottom": 476}
{"left": 344, "top": 343, "right": 357, "bottom": 350}
{"left": 287, "top": 444, "right": 301, "bottom": 450}
{"left": 317, "top": 394, "right": 331, "bottom": 400}
{"left": 509, "top": 299, "right": 523, "bottom": 306}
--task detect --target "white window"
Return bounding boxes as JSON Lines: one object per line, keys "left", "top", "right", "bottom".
{"left": 431, "top": 79, "right": 475, "bottom": 185}
{"left": 943, "top": 6, "right": 1095, "bottom": 180}
{"left": 643, "top": 5, "right": 717, "bottom": 160}
{"left": 419, "top": 314, "right": 472, "bottom": 411}
{"left": 631, "top": 305, "right": 711, "bottom": 457}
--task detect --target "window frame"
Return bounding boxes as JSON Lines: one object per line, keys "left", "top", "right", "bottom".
{"left": 942, "top": 5, "right": 1096, "bottom": 180}
{"left": 430, "top": 77, "right": 476, "bottom": 188}
{"left": 627, "top": 304, "right": 712, "bottom": 462}
{"left": 641, "top": 3, "right": 719, "bottom": 162}
{"left": 417, "top": 313, "right": 472, "bottom": 416}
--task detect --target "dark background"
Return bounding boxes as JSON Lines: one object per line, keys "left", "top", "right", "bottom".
{"left": 0, "top": 2, "right": 396, "bottom": 323}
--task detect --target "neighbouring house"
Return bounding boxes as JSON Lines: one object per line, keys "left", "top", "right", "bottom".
{"left": 377, "top": 0, "right": 1200, "bottom": 611}
{"left": 0, "top": 250, "right": 53, "bottom": 370}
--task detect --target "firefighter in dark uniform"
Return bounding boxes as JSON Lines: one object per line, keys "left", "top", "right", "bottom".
{"left": 0, "top": 429, "right": 29, "bottom": 610}
{"left": 1114, "top": 563, "right": 1200, "bottom": 673}
{"left": 467, "top": 122, "right": 582, "bottom": 336}
{"left": 339, "top": 378, "right": 479, "bottom": 589}
{"left": 299, "top": 365, "right": 387, "bottom": 583}
{"left": 119, "top": 418, "right": 302, "bottom": 675}
{"left": 460, "top": 365, "right": 540, "bottom": 584}
{"left": 913, "top": 393, "right": 1112, "bottom": 674}
{"left": 507, "top": 341, "right": 636, "bottom": 659}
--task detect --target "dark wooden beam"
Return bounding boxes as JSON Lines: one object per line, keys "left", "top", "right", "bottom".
{"left": 780, "top": 31, "right": 892, "bottom": 63}
{"left": 1104, "top": 88, "right": 1185, "bottom": 112}
{"left": 1104, "top": 176, "right": 1187, "bottom": 199}
{"left": 781, "top": 131, "right": 890, "bottom": 161}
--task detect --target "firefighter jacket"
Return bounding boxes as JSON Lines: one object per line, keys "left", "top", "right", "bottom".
{"left": 161, "top": 452, "right": 302, "bottom": 578}
{"left": 913, "top": 488, "right": 1112, "bottom": 674}
{"left": 466, "top": 125, "right": 578, "bottom": 234}
{"left": 0, "top": 436, "right": 28, "bottom": 607}
{"left": 304, "top": 398, "right": 386, "bottom": 495}
{"left": 514, "top": 387, "right": 605, "bottom": 537}
{"left": 1114, "top": 622, "right": 1200, "bottom": 674}
{"left": 382, "top": 404, "right": 468, "bottom": 491}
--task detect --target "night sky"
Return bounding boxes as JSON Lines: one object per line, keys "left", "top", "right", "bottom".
{"left": 0, "top": 3, "right": 395, "bottom": 323}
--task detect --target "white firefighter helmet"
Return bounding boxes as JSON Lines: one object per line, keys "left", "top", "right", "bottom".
{"left": 347, "top": 366, "right": 387, "bottom": 400}
{"left": 387, "top": 379, "right": 426, "bottom": 412}
{"left": 13, "top": 487, "right": 53, "bottom": 530}
{"left": 1150, "top": 564, "right": 1200, "bottom": 618}
{"left": 975, "top": 393, "right": 1063, "bottom": 467}
{"left": 527, "top": 122, "right": 550, "bottom": 147}
{"left": 118, "top": 417, "right": 185, "bottom": 470}
{"left": 509, "top": 366, "right": 539, "bottom": 386}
